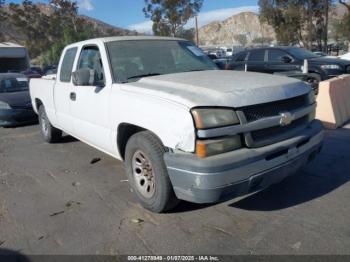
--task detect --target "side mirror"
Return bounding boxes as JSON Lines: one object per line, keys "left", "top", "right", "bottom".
{"left": 281, "top": 56, "right": 292, "bottom": 63}
{"left": 72, "top": 68, "right": 104, "bottom": 86}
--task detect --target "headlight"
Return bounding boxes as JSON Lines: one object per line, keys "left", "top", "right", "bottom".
{"left": 307, "top": 91, "right": 316, "bottom": 122}
{"left": 196, "top": 136, "right": 242, "bottom": 158}
{"left": 320, "top": 64, "right": 341, "bottom": 70}
{"left": 0, "top": 101, "right": 11, "bottom": 109}
{"left": 191, "top": 108, "right": 240, "bottom": 129}
{"left": 308, "top": 108, "right": 316, "bottom": 122}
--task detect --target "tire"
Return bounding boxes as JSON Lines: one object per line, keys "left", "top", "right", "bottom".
{"left": 125, "top": 131, "right": 179, "bottom": 213}
{"left": 38, "top": 105, "right": 62, "bottom": 143}
{"left": 307, "top": 73, "right": 321, "bottom": 95}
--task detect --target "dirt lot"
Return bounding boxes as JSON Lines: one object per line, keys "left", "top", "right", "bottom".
{"left": 0, "top": 124, "right": 349, "bottom": 255}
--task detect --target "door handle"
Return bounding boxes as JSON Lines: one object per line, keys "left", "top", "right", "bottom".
{"left": 70, "top": 92, "right": 76, "bottom": 101}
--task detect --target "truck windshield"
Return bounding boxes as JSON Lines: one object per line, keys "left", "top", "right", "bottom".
{"left": 106, "top": 40, "right": 218, "bottom": 83}
{"left": 0, "top": 77, "right": 29, "bottom": 93}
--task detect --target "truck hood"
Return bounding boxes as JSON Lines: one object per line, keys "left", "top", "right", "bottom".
{"left": 122, "top": 70, "right": 311, "bottom": 108}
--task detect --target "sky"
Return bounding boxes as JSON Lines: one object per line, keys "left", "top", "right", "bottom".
{"left": 10, "top": 0, "right": 259, "bottom": 32}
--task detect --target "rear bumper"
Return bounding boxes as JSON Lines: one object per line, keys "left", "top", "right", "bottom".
{"left": 0, "top": 108, "right": 37, "bottom": 127}
{"left": 164, "top": 120, "right": 324, "bottom": 204}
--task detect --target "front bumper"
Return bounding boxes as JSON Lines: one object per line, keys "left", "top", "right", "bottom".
{"left": 164, "top": 120, "right": 324, "bottom": 204}
{"left": 0, "top": 108, "right": 37, "bottom": 127}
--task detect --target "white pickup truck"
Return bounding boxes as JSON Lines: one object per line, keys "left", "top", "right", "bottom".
{"left": 30, "top": 36, "right": 324, "bottom": 213}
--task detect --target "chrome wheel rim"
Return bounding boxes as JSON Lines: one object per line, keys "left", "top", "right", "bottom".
{"left": 132, "top": 150, "right": 155, "bottom": 199}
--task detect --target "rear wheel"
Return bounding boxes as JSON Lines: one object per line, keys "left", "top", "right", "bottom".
{"left": 38, "top": 105, "right": 62, "bottom": 143}
{"left": 125, "top": 131, "right": 179, "bottom": 213}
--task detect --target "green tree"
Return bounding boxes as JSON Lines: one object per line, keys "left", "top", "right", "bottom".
{"left": 8, "top": 1, "right": 50, "bottom": 57}
{"left": 234, "top": 34, "right": 248, "bottom": 47}
{"left": 252, "top": 36, "right": 274, "bottom": 45}
{"left": 332, "top": 0, "right": 350, "bottom": 44}
{"left": 259, "top": 0, "right": 333, "bottom": 49}
{"left": 143, "top": 0, "right": 203, "bottom": 37}
{"left": 177, "top": 27, "right": 195, "bottom": 41}
{"left": 6, "top": 0, "right": 101, "bottom": 65}
{"left": 0, "top": 0, "right": 6, "bottom": 41}
{"left": 49, "top": 0, "right": 79, "bottom": 32}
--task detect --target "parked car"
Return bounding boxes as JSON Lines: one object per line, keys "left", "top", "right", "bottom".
{"left": 220, "top": 47, "right": 233, "bottom": 56}
{"left": 209, "top": 49, "right": 226, "bottom": 58}
{"left": 43, "top": 65, "right": 58, "bottom": 76}
{"left": 207, "top": 53, "right": 218, "bottom": 60}
{"left": 21, "top": 67, "right": 42, "bottom": 79}
{"left": 212, "top": 57, "right": 231, "bottom": 70}
{"left": 30, "top": 36, "right": 323, "bottom": 213}
{"left": 228, "top": 47, "right": 350, "bottom": 82}
{"left": 225, "top": 48, "right": 233, "bottom": 56}
{"left": 0, "top": 73, "right": 37, "bottom": 127}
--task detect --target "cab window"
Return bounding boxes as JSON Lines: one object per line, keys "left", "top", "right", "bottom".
{"left": 78, "top": 46, "right": 105, "bottom": 86}
{"left": 60, "top": 47, "right": 78, "bottom": 83}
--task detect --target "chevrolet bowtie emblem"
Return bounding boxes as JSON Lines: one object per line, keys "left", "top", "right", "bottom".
{"left": 280, "top": 112, "right": 293, "bottom": 126}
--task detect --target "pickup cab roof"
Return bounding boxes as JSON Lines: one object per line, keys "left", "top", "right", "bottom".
{"left": 65, "top": 36, "right": 186, "bottom": 49}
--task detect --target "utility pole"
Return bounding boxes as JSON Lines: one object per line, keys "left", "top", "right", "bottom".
{"left": 195, "top": 15, "right": 199, "bottom": 46}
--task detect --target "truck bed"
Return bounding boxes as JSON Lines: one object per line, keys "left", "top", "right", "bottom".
{"left": 29, "top": 77, "right": 56, "bottom": 115}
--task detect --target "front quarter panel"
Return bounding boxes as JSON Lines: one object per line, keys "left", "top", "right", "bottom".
{"left": 110, "top": 84, "right": 196, "bottom": 158}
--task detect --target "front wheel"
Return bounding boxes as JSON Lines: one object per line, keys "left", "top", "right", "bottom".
{"left": 125, "top": 131, "right": 179, "bottom": 213}
{"left": 38, "top": 105, "right": 62, "bottom": 143}
{"left": 307, "top": 73, "right": 321, "bottom": 95}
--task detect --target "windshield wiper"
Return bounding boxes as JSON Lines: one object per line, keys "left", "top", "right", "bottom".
{"left": 126, "top": 73, "right": 161, "bottom": 82}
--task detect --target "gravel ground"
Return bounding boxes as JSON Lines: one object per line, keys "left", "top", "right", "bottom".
{"left": 0, "top": 124, "right": 349, "bottom": 255}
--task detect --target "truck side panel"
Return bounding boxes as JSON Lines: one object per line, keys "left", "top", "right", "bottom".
{"left": 29, "top": 78, "right": 57, "bottom": 125}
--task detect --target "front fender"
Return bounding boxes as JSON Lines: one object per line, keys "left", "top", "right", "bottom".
{"left": 110, "top": 89, "right": 196, "bottom": 155}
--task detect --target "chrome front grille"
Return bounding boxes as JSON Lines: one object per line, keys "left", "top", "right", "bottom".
{"left": 241, "top": 95, "right": 308, "bottom": 123}
{"left": 238, "top": 95, "right": 310, "bottom": 148}
{"left": 250, "top": 116, "right": 309, "bottom": 145}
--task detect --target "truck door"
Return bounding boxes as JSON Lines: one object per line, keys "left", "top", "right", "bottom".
{"left": 54, "top": 47, "right": 78, "bottom": 133}
{"left": 70, "top": 44, "right": 112, "bottom": 153}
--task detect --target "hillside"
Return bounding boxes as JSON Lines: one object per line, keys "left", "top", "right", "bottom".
{"left": 199, "top": 3, "right": 349, "bottom": 47}
{"left": 198, "top": 12, "right": 276, "bottom": 46}
{"left": 0, "top": 3, "right": 137, "bottom": 45}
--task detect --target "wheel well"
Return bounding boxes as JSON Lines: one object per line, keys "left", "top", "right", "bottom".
{"left": 35, "top": 98, "right": 43, "bottom": 111}
{"left": 308, "top": 71, "right": 322, "bottom": 81}
{"left": 117, "top": 123, "right": 145, "bottom": 160}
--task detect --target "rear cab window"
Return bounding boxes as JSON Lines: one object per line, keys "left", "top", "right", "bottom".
{"left": 60, "top": 47, "right": 78, "bottom": 83}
